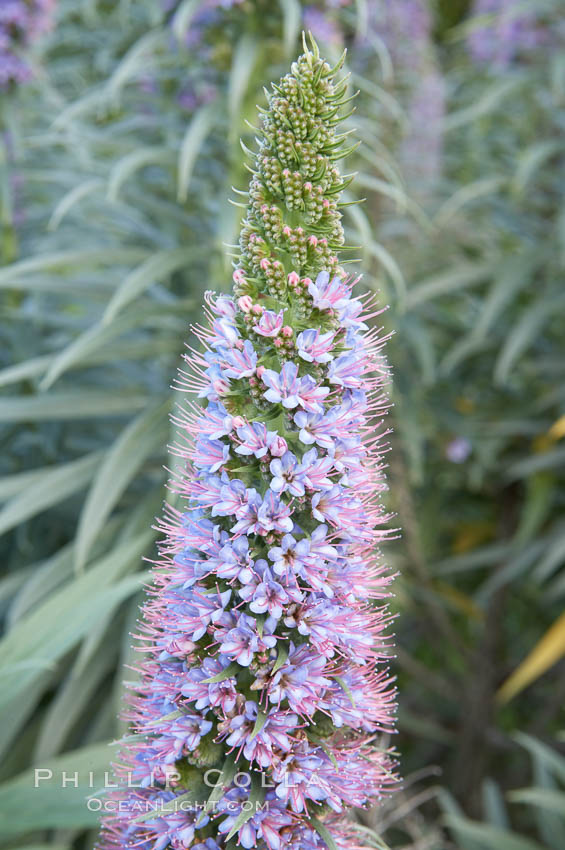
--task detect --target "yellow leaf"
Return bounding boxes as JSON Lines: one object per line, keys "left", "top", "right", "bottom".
{"left": 548, "top": 415, "right": 565, "bottom": 442}
{"left": 497, "top": 610, "right": 565, "bottom": 704}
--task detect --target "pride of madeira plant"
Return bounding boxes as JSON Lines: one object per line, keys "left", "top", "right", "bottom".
{"left": 98, "top": 36, "right": 396, "bottom": 850}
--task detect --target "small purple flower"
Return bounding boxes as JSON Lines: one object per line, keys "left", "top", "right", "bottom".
{"left": 446, "top": 436, "right": 472, "bottom": 463}
{"left": 297, "top": 448, "right": 333, "bottom": 491}
{"left": 249, "top": 577, "right": 289, "bottom": 620}
{"left": 200, "top": 401, "right": 235, "bottom": 438}
{"left": 269, "top": 451, "right": 306, "bottom": 497}
{"left": 268, "top": 533, "right": 311, "bottom": 580}
{"left": 220, "top": 614, "right": 276, "bottom": 666}
{"left": 296, "top": 328, "right": 335, "bottom": 363}
{"left": 257, "top": 490, "right": 294, "bottom": 534}
{"left": 193, "top": 438, "right": 230, "bottom": 472}
{"left": 213, "top": 536, "right": 254, "bottom": 584}
{"left": 294, "top": 410, "right": 335, "bottom": 449}
{"left": 236, "top": 421, "right": 277, "bottom": 458}
{"left": 209, "top": 317, "right": 240, "bottom": 349}
{"left": 328, "top": 352, "right": 364, "bottom": 389}
{"left": 211, "top": 478, "right": 247, "bottom": 517}
{"left": 308, "top": 270, "right": 351, "bottom": 311}
{"left": 200, "top": 362, "right": 230, "bottom": 399}
{"left": 268, "top": 643, "right": 330, "bottom": 713}
{"left": 208, "top": 292, "right": 237, "bottom": 319}
{"left": 254, "top": 309, "right": 284, "bottom": 337}
{"left": 219, "top": 614, "right": 260, "bottom": 666}
{"left": 263, "top": 363, "right": 329, "bottom": 412}
{"left": 262, "top": 361, "right": 302, "bottom": 408}
{"left": 223, "top": 340, "right": 257, "bottom": 378}
{"left": 229, "top": 488, "right": 263, "bottom": 535}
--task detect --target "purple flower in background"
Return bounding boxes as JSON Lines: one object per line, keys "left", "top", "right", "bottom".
{"left": 0, "top": 0, "right": 56, "bottom": 90}
{"left": 362, "top": 0, "right": 432, "bottom": 70}
{"left": 446, "top": 436, "right": 472, "bottom": 463}
{"left": 303, "top": 7, "right": 344, "bottom": 46}
{"left": 467, "top": 0, "right": 543, "bottom": 68}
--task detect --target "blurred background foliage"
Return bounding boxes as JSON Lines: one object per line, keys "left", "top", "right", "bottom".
{"left": 1, "top": 0, "right": 564, "bottom": 848}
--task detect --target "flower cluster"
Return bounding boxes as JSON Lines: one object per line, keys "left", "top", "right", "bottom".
{"left": 98, "top": 37, "right": 396, "bottom": 850}
{"left": 0, "top": 0, "right": 56, "bottom": 90}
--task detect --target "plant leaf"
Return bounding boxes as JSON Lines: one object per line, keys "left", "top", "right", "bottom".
{"left": 177, "top": 105, "right": 216, "bottom": 203}
{"left": 0, "top": 743, "right": 112, "bottom": 833}
{"left": 0, "top": 453, "right": 102, "bottom": 538}
{"left": 103, "top": 248, "right": 195, "bottom": 323}
{"left": 225, "top": 772, "right": 266, "bottom": 842}
{"left": 107, "top": 147, "right": 173, "bottom": 202}
{"left": 309, "top": 817, "right": 339, "bottom": 850}
{"left": 497, "top": 611, "right": 565, "bottom": 703}
{"left": 0, "top": 392, "right": 149, "bottom": 422}
{"left": 278, "top": 0, "right": 301, "bottom": 56}
{"left": 75, "top": 400, "right": 170, "bottom": 570}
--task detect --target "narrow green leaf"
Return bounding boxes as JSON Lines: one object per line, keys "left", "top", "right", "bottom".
{"left": 272, "top": 641, "right": 288, "bottom": 674}
{"left": 103, "top": 248, "right": 194, "bottom": 323}
{"left": 47, "top": 178, "right": 103, "bottom": 231}
{"left": 309, "top": 817, "right": 339, "bottom": 850}
{"left": 482, "top": 778, "right": 509, "bottom": 829}
{"left": 249, "top": 709, "right": 268, "bottom": 741}
{"left": 278, "top": 0, "right": 301, "bottom": 56}
{"left": 406, "top": 263, "right": 492, "bottom": 309}
{"left": 435, "top": 176, "right": 506, "bottom": 228}
{"left": 513, "top": 141, "right": 562, "bottom": 195}
{"left": 515, "top": 733, "right": 565, "bottom": 784}
{"left": 0, "top": 249, "right": 149, "bottom": 288}
{"left": 0, "top": 466, "right": 59, "bottom": 503}
{"left": 105, "top": 29, "right": 164, "bottom": 107}
{"left": 107, "top": 147, "right": 173, "bottom": 202}
{"left": 229, "top": 35, "right": 259, "bottom": 141}
{"left": 508, "top": 787, "right": 565, "bottom": 816}
{"left": 75, "top": 400, "right": 170, "bottom": 570}
{"left": 171, "top": 0, "right": 201, "bottom": 42}
{"left": 494, "top": 295, "right": 565, "bottom": 386}
{"left": 33, "top": 629, "right": 118, "bottom": 761}
{"left": 201, "top": 661, "right": 240, "bottom": 683}
{"left": 0, "top": 354, "right": 53, "bottom": 388}
{"left": 177, "top": 105, "right": 215, "bottom": 203}
{"left": 472, "top": 253, "right": 539, "bottom": 341}
{"left": 206, "top": 754, "right": 237, "bottom": 809}
{"left": 0, "top": 743, "right": 111, "bottom": 833}
{"left": 443, "top": 814, "right": 547, "bottom": 850}
{"left": 0, "top": 392, "right": 149, "bottom": 422}
{"left": 334, "top": 675, "right": 356, "bottom": 706}
{"left": 0, "top": 453, "right": 102, "bottom": 538}
{"left": 444, "top": 77, "right": 524, "bottom": 132}
{"left": 0, "top": 534, "right": 152, "bottom": 710}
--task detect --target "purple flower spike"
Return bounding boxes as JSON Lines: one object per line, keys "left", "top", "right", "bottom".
{"left": 98, "top": 37, "right": 397, "bottom": 850}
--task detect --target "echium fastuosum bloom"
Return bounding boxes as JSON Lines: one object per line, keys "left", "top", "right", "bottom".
{"left": 98, "top": 36, "right": 397, "bottom": 850}
{"left": 0, "top": 1, "right": 56, "bottom": 90}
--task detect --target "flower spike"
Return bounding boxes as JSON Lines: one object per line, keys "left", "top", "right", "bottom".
{"left": 98, "top": 36, "right": 397, "bottom": 850}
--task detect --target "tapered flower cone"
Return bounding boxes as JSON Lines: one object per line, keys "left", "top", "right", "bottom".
{"left": 98, "top": 35, "right": 397, "bottom": 850}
